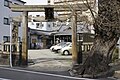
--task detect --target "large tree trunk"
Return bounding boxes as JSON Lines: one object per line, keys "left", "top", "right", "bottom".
{"left": 69, "top": 33, "right": 119, "bottom": 78}
{"left": 69, "top": 0, "right": 120, "bottom": 78}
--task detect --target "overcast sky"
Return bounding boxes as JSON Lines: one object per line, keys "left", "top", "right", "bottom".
{"left": 22, "top": 0, "right": 48, "bottom": 15}
{"left": 22, "top": 0, "right": 47, "bottom": 5}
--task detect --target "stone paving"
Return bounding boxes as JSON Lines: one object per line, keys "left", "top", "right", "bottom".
{"left": 28, "top": 49, "right": 72, "bottom": 71}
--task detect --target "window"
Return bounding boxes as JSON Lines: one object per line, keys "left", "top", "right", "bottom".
{"left": 18, "top": 37, "right": 21, "bottom": 42}
{"left": 3, "top": 45, "right": 7, "bottom": 51}
{"left": 36, "top": 23, "right": 40, "bottom": 28}
{"left": 36, "top": 15, "right": 40, "bottom": 17}
{"left": 48, "top": 24, "right": 51, "bottom": 27}
{"left": 4, "top": 17, "right": 9, "bottom": 25}
{"left": 18, "top": 22, "right": 21, "bottom": 27}
{"left": 53, "top": 23, "right": 55, "bottom": 27}
{"left": 3, "top": 36, "right": 10, "bottom": 42}
{"left": 41, "top": 23, "right": 44, "bottom": 27}
{"left": 36, "top": 22, "right": 44, "bottom": 28}
{"left": 4, "top": 0, "right": 9, "bottom": 7}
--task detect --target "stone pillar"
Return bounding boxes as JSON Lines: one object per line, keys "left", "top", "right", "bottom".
{"left": 12, "top": 22, "right": 18, "bottom": 45}
{"left": 71, "top": 11, "right": 78, "bottom": 65}
{"left": 21, "top": 11, "right": 28, "bottom": 66}
{"left": 11, "top": 21, "right": 19, "bottom": 66}
{"left": 12, "top": 21, "right": 19, "bottom": 53}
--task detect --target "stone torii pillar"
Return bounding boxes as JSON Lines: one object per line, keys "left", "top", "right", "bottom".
{"left": 71, "top": 10, "right": 78, "bottom": 65}
{"left": 21, "top": 11, "right": 28, "bottom": 66}
{"left": 12, "top": 21, "right": 19, "bottom": 66}
{"left": 12, "top": 22, "right": 19, "bottom": 44}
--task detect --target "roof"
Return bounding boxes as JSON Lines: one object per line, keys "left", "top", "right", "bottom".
{"left": 30, "top": 28, "right": 58, "bottom": 35}
{"left": 17, "top": 0, "right": 26, "bottom": 4}
{"left": 55, "top": 29, "right": 72, "bottom": 35}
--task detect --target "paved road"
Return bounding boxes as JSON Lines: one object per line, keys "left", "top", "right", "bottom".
{"left": 0, "top": 67, "right": 96, "bottom": 80}
{"left": 0, "top": 50, "right": 117, "bottom": 80}
{"left": 0, "top": 67, "right": 118, "bottom": 80}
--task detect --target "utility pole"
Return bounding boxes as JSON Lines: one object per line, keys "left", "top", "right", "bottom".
{"left": 21, "top": 11, "right": 28, "bottom": 66}
{"left": 71, "top": 10, "right": 78, "bottom": 65}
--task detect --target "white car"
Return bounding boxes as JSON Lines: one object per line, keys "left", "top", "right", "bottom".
{"left": 50, "top": 42, "right": 71, "bottom": 53}
{"left": 60, "top": 43, "right": 72, "bottom": 55}
{"left": 60, "top": 42, "right": 93, "bottom": 55}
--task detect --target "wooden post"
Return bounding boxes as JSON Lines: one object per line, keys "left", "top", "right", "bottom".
{"left": 21, "top": 11, "right": 28, "bottom": 66}
{"left": 71, "top": 11, "right": 78, "bottom": 65}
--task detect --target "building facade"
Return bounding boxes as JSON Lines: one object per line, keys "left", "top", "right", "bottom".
{"left": 0, "top": 0, "right": 25, "bottom": 50}
{"left": 27, "top": 0, "right": 95, "bottom": 49}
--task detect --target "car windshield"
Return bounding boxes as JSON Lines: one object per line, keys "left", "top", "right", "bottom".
{"left": 62, "top": 42, "right": 72, "bottom": 47}
{"left": 65, "top": 43, "right": 71, "bottom": 46}
{"left": 56, "top": 42, "right": 66, "bottom": 46}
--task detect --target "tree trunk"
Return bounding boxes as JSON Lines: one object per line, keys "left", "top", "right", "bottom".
{"left": 69, "top": 0, "right": 120, "bottom": 78}
{"left": 69, "top": 33, "right": 118, "bottom": 78}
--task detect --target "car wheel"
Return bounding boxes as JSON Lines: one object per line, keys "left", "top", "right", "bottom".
{"left": 63, "top": 50, "right": 70, "bottom": 55}
{"left": 56, "top": 49, "right": 58, "bottom": 53}
{"left": 56, "top": 49, "right": 61, "bottom": 53}
{"left": 52, "top": 48, "right": 54, "bottom": 51}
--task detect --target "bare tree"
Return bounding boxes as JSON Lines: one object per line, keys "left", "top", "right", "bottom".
{"left": 69, "top": 0, "right": 120, "bottom": 78}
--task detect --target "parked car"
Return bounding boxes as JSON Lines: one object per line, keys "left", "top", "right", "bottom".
{"left": 50, "top": 42, "right": 71, "bottom": 53}
{"left": 60, "top": 42, "right": 93, "bottom": 55}
{"left": 60, "top": 43, "right": 72, "bottom": 55}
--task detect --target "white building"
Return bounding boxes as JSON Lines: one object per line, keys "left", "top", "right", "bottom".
{"left": 28, "top": 15, "right": 55, "bottom": 31}
{"left": 27, "top": 0, "right": 56, "bottom": 31}
{"left": 0, "top": 0, "right": 25, "bottom": 50}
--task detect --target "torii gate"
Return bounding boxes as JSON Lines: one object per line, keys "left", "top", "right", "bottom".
{"left": 10, "top": 4, "right": 91, "bottom": 66}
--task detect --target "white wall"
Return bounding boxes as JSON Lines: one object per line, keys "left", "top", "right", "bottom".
{"left": 23, "top": 0, "right": 47, "bottom": 5}
{"left": 0, "top": 0, "right": 24, "bottom": 49}
{"left": 28, "top": 21, "right": 53, "bottom": 31}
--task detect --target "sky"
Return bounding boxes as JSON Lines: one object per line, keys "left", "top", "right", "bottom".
{"left": 22, "top": 0, "right": 47, "bottom": 5}
{"left": 22, "top": 0, "right": 48, "bottom": 16}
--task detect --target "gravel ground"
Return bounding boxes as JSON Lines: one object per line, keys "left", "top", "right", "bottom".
{"left": 28, "top": 49, "right": 72, "bottom": 71}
